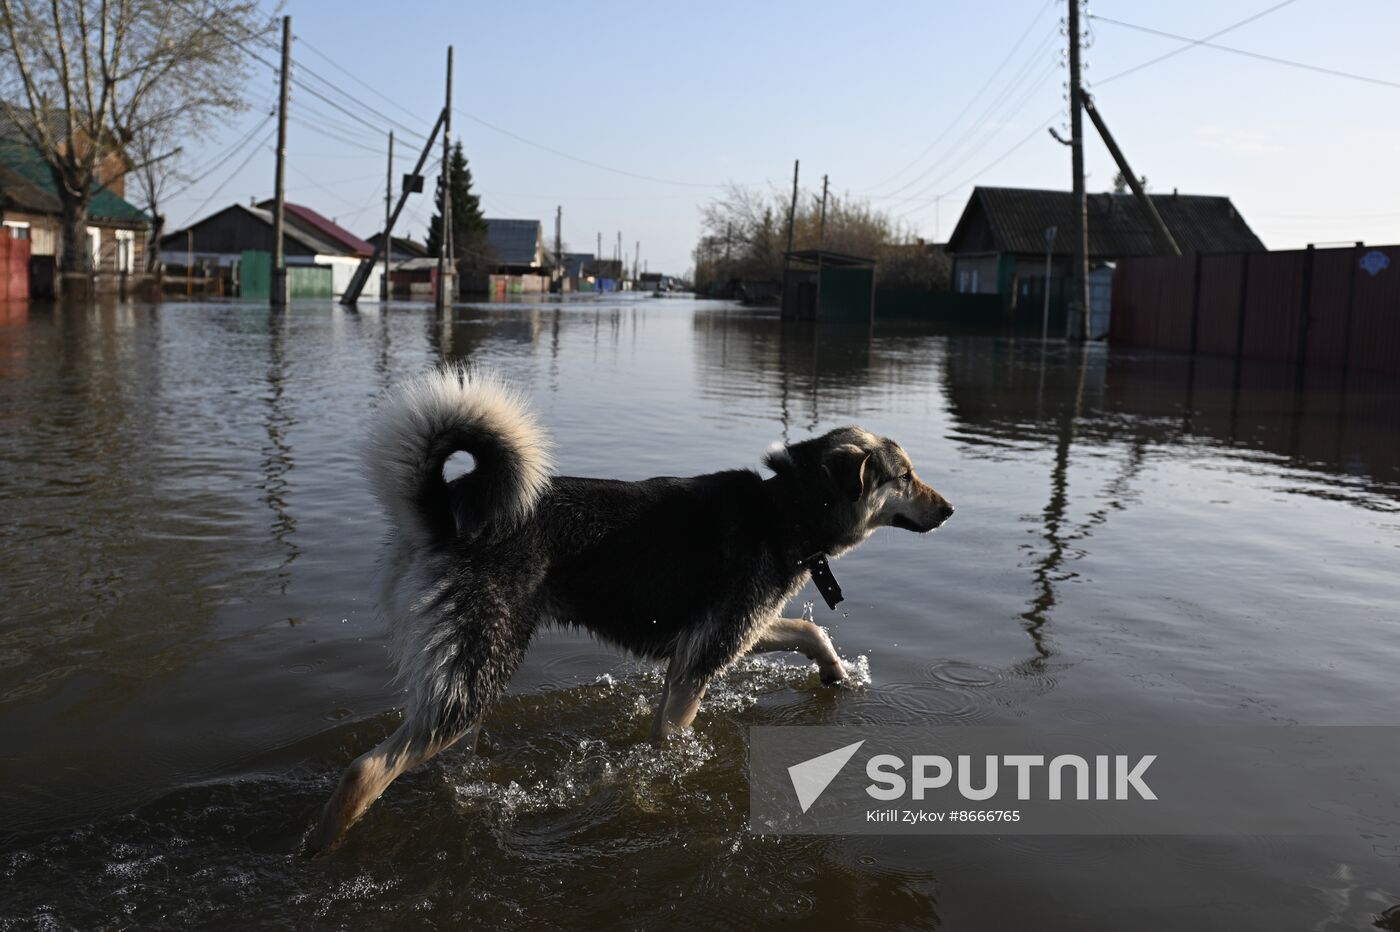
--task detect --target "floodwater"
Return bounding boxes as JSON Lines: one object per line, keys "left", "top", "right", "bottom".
{"left": 2, "top": 296, "right": 1399, "bottom": 930}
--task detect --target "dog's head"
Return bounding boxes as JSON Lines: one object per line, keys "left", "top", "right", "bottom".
{"left": 767, "top": 427, "right": 954, "bottom": 554}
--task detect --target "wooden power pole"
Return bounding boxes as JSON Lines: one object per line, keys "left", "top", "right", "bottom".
{"left": 555, "top": 205, "right": 562, "bottom": 292}
{"left": 435, "top": 46, "right": 454, "bottom": 311}
{"left": 1067, "top": 0, "right": 1089, "bottom": 340}
{"left": 786, "top": 159, "right": 800, "bottom": 255}
{"left": 819, "top": 174, "right": 829, "bottom": 248}
{"left": 382, "top": 130, "right": 393, "bottom": 300}
{"left": 271, "top": 14, "right": 291, "bottom": 307}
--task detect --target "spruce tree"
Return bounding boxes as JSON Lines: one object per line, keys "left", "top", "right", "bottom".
{"left": 426, "top": 141, "right": 490, "bottom": 271}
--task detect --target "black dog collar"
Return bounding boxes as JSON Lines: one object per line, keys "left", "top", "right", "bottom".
{"left": 802, "top": 553, "right": 844, "bottom": 610}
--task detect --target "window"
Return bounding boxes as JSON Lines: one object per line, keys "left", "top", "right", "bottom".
{"left": 3, "top": 220, "right": 30, "bottom": 240}
{"left": 86, "top": 227, "right": 101, "bottom": 270}
{"left": 115, "top": 230, "right": 135, "bottom": 273}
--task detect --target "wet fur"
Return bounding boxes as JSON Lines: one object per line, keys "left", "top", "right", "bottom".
{"left": 309, "top": 366, "right": 952, "bottom": 852}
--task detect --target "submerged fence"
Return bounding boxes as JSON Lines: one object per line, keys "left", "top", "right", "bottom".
{"left": 1111, "top": 245, "right": 1400, "bottom": 377}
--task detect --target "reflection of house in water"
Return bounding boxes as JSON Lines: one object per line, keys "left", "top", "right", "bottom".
{"left": 941, "top": 338, "right": 1400, "bottom": 656}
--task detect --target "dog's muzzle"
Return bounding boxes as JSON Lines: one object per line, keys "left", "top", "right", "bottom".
{"left": 893, "top": 503, "right": 954, "bottom": 533}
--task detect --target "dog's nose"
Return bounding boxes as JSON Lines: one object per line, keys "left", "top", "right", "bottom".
{"left": 939, "top": 503, "right": 955, "bottom": 520}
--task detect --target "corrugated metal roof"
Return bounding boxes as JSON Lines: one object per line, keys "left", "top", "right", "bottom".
{"left": 948, "top": 186, "right": 1264, "bottom": 258}
{"left": 0, "top": 141, "right": 148, "bottom": 223}
{"left": 257, "top": 200, "right": 373, "bottom": 257}
{"left": 486, "top": 218, "right": 541, "bottom": 266}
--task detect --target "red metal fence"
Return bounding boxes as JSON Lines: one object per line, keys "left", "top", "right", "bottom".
{"left": 1112, "top": 245, "right": 1400, "bottom": 376}
{"left": 0, "top": 234, "right": 30, "bottom": 301}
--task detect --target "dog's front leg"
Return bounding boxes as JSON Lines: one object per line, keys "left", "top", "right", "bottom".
{"left": 749, "top": 617, "right": 847, "bottom": 685}
{"left": 650, "top": 653, "right": 708, "bottom": 744}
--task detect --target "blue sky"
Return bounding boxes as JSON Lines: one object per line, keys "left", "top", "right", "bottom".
{"left": 161, "top": 0, "right": 1400, "bottom": 274}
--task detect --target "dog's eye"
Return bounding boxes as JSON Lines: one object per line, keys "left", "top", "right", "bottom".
{"left": 900, "top": 471, "right": 913, "bottom": 484}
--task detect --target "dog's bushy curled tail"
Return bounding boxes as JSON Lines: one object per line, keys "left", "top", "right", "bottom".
{"left": 367, "top": 366, "right": 552, "bottom": 549}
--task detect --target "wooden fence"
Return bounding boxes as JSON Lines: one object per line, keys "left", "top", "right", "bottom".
{"left": 1111, "top": 245, "right": 1400, "bottom": 376}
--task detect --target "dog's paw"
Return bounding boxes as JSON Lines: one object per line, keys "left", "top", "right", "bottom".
{"left": 819, "top": 660, "right": 847, "bottom": 686}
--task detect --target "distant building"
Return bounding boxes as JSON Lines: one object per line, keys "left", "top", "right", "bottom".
{"left": 945, "top": 186, "right": 1265, "bottom": 330}
{"left": 485, "top": 218, "right": 544, "bottom": 273}
{"left": 160, "top": 201, "right": 382, "bottom": 298}
{"left": 0, "top": 115, "right": 149, "bottom": 298}
{"left": 365, "top": 232, "right": 430, "bottom": 261}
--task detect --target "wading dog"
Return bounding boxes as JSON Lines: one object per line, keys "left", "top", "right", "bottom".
{"left": 309, "top": 367, "right": 953, "bottom": 851}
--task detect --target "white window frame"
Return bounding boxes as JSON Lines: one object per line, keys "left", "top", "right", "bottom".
{"left": 3, "top": 219, "right": 30, "bottom": 240}
{"left": 114, "top": 229, "right": 135, "bottom": 273}
{"left": 86, "top": 226, "right": 101, "bottom": 270}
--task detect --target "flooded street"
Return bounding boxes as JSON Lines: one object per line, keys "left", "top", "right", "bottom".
{"left": 2, "top": 296, "right": 1399, "bottom": 929}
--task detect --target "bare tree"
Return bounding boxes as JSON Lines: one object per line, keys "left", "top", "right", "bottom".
{"left": 695, "top": 183, "right": 941, "bottom": 291}
{"left": 0, "top": 0, "right": 266, "bottom": 274}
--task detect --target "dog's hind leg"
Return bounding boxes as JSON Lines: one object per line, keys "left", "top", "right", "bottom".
{"left": 308, "top": 605, "right": 535, "bottom": 853}
{"left": 748, "top": 617, "right": 847, "bottom": 685}
{"left": 306, "top": 720, "right": 470, "bottom": 855}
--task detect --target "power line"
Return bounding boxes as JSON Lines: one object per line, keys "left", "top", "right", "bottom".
{"left": 178, "top": 127, "right": 277, "bottom": 227}
{"left": 294, "top": 34, "right": 432, "bottom": 132}
{"left": 166, "top": 0, "right": 431, "bottom": 143}
{"left": 877, "top": 27, "right": 1060, "bottom": 201}
{"left": 455, "top": 109, "right": 745, "bottom": 189}
{"left": 1091, "top": 13, "right": 1400, "bottom": 91}
{"left": 898, "top": 110, "right": 1063, "bottom": 223}
{"left": 885, "top": 60, "right": 1059, "bottom": 212}
{"left": 865, "top": 0, "right": 1057, "bottom": 193}
{"left": 1093, "top": 0, "right": 1299, "bottom": 85}
{"left": 165, "top": 111, "right": 275, "bottom": 200}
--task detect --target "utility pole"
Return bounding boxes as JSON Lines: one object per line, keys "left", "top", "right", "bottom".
{"left": 616, "top": 231, "right": 622, "bottom": 280}
{"left": 818, "top": 174, "right": 829, "bottom": 248}
{"left": 382, "top": 130, "right": 393, "bottom": 300}
{"left": 1067, "top": 0, "right": 1089, "bottom": 340}
{"left": 435, "top": 46, "right": 453, "bottom": 311}
{"left": 785, "top": 159, "right": 800, "bottom": 255}
{"left": 634, "top": 240, "right": 639, "bottom": 280}
{"left": 271, "top": 14, "right": 291, "bottom": 307}
{"left": 597, "top": 232, "right": 602, "bottom": 266}
{"left": 555, "top": 205, "right": 562, "bottom": 292}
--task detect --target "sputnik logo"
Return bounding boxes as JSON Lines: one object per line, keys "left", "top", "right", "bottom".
{"left": 787, "top": 740, "right": 865, "bottom": 812}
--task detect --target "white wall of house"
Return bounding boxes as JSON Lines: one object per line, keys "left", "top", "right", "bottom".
{"left": 315, "top": 254, "right": 380, "bottom": 298}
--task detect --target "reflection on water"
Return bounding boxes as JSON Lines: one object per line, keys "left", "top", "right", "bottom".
{"left": 1, "top": 297, "right": 1399, "bottom": 929}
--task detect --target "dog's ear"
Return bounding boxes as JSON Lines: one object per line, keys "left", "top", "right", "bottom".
{"left": 822, "top": 444, "right": 870, "bottom": 502}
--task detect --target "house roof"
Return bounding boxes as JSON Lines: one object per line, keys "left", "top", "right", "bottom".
{"left": 159, "top": 203, "right": 340, "bottom": 254}
{"left": 366, "top": 231, "right": 430, "bottom": 258}
{"left": 561, "top": 252, "right": 593, "bottom": 277}
{"left": 946, "top": 186, "right": 1264, "bottom": 259}
{"left": 784, "top": 249, "right": 876, "bottom": 267}
{"left": 485, "top": 218, "right": 541, "bottom": 266}
{"left": 257, "top": 199, "right": 373, "bottom": 257}
{"left": 0, "top": 140, "right": 148, "bottom": 223}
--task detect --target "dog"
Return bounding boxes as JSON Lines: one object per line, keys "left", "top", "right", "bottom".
{"left": 309, "top": 366, "right": 953, "bottom": 851}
